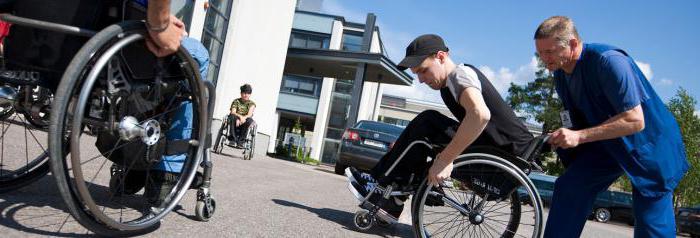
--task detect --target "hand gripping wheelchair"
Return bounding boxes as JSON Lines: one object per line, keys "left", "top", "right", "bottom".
{"left": 212, "top": 115, "right": 257, "bottom": 160}
{"left": 0, "top": 0, "right": 218, "bottom": 235}
{"left": 348, "top": 135, "right": 551, "bottom": 238}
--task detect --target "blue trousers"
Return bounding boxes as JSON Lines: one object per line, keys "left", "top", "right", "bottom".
{"left": 543, "top": 151, "right": 677, "bottom": 238}
{"left": 154, "top": 37, "right": 209, "bottom": 173}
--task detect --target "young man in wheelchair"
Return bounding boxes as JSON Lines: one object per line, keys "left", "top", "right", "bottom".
{"left": 1, "top": 0, "right": 210, "bottom": 208}
{"left": 347, "top": 34, "right": 535, "bottom": 221}
{"left": 227, "top": 83, "right": 256, "bottom": 147}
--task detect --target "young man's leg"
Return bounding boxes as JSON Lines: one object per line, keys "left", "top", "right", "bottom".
{"left": 543, "top": 153, "right": 624, "bottom": 238}
{"left": 227, "top": 114, "right": 238, "bottom": 141}
{"left": 632, "top": 189, "right": 676, "bottom": 238}
{"left": 237, "top": 118, "right": 253, "bottom": 143}
{"left": 369, "top": 110, "right": 457, "bottom": 182}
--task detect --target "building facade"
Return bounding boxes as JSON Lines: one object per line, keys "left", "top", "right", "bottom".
{"left": 181, "top": 0, "right": 411, "bottom": 163}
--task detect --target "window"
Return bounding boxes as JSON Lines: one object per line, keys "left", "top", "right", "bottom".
{"left": 341, "top": 31, "right": 363, "bottom": 52}
{"left": 281, "top": 74, "right": 322, "bottom": 97}
{"left": 201, "top": 0, "right": 233, "bottom": 84}
{"left": 171, "top": 0, "right": 195, "bottom": 32}
{"left": 289, "top": 31, "right": 330, "bottom": 49}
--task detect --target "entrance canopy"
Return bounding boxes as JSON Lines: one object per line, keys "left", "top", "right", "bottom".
{"left": 284, "top": 47, "right": 413, "bottom": 86}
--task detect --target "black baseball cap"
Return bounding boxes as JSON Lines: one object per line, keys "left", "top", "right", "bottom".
{"left": 397, "top": 34, "right": 449, "bottom": 70}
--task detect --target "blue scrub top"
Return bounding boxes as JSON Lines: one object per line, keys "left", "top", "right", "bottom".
{"left": 553, "top": 43, "right": 689, "bottom": 197}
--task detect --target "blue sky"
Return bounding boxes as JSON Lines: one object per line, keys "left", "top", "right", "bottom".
{"left": 319, "top": 0, "right": 700, "bottom": 113}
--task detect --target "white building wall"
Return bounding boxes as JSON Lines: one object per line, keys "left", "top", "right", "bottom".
{"left": 212, "top": 0, "right": 298, "bottom": 153}
{"left": 357, "top": 30, "right": 383, "bottom": 121}
{"left": 309, "top": 20, "right": 344, "bottom": 160}
{"left": 187, "top": 0, "right": 207, "bottom": 41}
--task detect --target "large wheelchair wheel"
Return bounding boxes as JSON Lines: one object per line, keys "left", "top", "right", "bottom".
{"left": 49, "top": 21, "right": 208, "bottom": 236}
{"left": 242, "top": 123, "right": 256, "bottom": 160}
{"left": 412, "top": 152, "right": 543, "bottom": 238}
{"left": 0, "top": 84, "right": 51, "bottom": 193}
{"left": 212, "top": 117, "right": 229, "bottom": 154}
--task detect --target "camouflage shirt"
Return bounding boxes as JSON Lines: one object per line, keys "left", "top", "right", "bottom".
{"left": 230, "top": 98, "right": 256, "bottom": 116}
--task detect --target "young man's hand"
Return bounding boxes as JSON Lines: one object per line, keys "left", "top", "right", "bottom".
{"left": 146, "top": 15, "right": 186, "bottom": 57}
{"left": 428, "top": 154, "right": 455, "bottom": 187}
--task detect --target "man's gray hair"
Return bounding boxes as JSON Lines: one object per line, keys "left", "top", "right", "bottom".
{"left": 534, "top": 16, "right": 581, "bottom": 46}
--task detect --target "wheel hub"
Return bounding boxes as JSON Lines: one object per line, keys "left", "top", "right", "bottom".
{"left": 118, "top": 116, "right": 161, "bottom": 145}
{"left": 469, "top": 211, "right": 484, "bottom": 225}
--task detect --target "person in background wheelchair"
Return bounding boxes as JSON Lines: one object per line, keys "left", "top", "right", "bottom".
{"left": 227, "top": 84, "right": 255, "bottom": 147}
{"left": 347, "top": 34, "right": 535, "bottom": 222}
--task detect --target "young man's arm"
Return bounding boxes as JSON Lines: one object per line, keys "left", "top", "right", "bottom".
{"left": 549, "top": 105, "right": 644, "bottom": 148}
{"left": 428, "top": 87, "right": 491, "bottom": 186}
{"left": 145, "top": 0, "right": 186, "bottom": 57}
{"left": 244, "top": 105, "right": 256, "bottom": 118}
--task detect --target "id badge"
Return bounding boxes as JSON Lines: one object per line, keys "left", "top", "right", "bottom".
{"left": 560, "top": 110, "right": 573, "bottom": 128}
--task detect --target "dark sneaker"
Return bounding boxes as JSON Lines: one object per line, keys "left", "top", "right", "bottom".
{"left": 346, "top": 167, "right": 377, "bottom": 186}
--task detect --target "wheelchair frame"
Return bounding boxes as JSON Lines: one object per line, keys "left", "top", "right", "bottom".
{"left": 213, "top": 115, "right": 257, "bottom": 160}
{"left": 0, "top": 10, "right": 219, "bottom": 235}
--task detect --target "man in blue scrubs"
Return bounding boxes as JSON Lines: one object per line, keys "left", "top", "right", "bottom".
{"left": 534, "top": 16, "right": 688, "bottom": 238}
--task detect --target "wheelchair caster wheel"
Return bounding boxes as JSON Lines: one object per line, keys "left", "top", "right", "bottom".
{"left": 195, "top": 195, "right": 216, "bottom": 221}
{"left": 353, "top": 209, "right": 375, "bottom": 231}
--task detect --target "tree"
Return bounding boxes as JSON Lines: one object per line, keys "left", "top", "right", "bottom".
{"left": 667, "top": 87, "right": 700, "bottom": 208}
{"left": 507, "top": 55, "right": 564, "bottom": 175}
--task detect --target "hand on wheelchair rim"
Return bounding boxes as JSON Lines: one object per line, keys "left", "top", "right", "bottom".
{"left": 146, "top": 15, "right": 187, "bottom": 57}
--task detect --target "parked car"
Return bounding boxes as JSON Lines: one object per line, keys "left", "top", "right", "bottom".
{"left": 590, "top": 190, "right": 634, "bottom": 224}
{"left": 517, "top": 172, "right": 556, "bottom": 205}
{"left": 677, "top": 205, "right": 700, "bottom": 238}
{"left": 334, "top": 120, "right": 403, "bottom": 175}
{"left": 518, "top": 172, "right": 634, "bottom": 225}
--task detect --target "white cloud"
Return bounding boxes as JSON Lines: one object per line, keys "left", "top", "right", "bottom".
{"left": 695, "top": 110, "right": 699, "bottom": 117}
{"left": 635, "top": 61, "right": 653, "bottom": 80}
{"left": 478, "top": 57, "right": 540, "bottom": 96}
{"left": 659, "top": 78, "right": 673, "bottom": 86}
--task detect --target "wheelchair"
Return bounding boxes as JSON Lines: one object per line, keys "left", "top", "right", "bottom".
{"left": 347, "top": 135, "right": 551, "bottom": 238}
{"left": 212, "top": 115, "right": 257, "bottom": 160}
{"left": 0, "top": 0, "right": 218, "bottom": 235}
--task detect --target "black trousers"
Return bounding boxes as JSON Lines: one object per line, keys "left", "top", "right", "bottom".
{"left": 227, "top": 114, "right": 253, "bottom": 142}
{"left": 369, "top": 110, "right": 492, "bottom": 184}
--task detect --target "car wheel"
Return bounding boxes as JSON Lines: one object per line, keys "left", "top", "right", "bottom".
{"left": 334, "top": 163, "right": 347, "bottom": 175}
{"left": 594, "top": 208, "right": 611, "bottom": 223}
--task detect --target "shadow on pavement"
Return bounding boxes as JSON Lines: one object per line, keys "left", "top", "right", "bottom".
{"left": 0, "top": 173, "right": 163, "bottom": 237}
{"left": 272, "top": 198, "right": 413, "bottom": 237}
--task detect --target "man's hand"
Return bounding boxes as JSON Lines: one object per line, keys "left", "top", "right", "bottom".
{"left": 236, "top": 119, "right": 242, "bottom": 127}
{"left": 548, "top": 128, "right": 583, "bottom": 149}
{"left": 146, "top": 15, "right": 185, "bottom": 57}
{"left": 428, "top": 153, "right": 455, "bottom": 187}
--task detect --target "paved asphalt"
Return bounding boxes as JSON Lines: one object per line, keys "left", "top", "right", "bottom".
{"left": 0, "top": 145, "right": 670, "bottom": 237}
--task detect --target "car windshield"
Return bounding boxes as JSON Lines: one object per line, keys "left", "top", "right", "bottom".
{"left": 356, "top": 121, "right": 403, "bottom": 136}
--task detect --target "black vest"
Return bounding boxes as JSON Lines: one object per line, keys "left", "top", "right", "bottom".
{"left": 439, "top": 64, "right": 533, "bottom": 156}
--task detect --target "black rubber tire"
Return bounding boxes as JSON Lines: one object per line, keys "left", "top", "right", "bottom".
{"left": 0, "top": 155, "right": 49, "bottom": 193}
{"left": 195, "top": 196, "right": 216, "bottom": 222}
{"left": 334, "top": 163, "right": 347, "bottom": 175}
{"left": 212, "top": 119, "right": 227, "bottom": 154}
{"left": 594, "top": 208, "right": 611, "bottom": 223}
{"left": 412, "top": 154, "right": 543, "bottom": 238}
{"left": 49, "top": 21, "right": 207, "bottom": 236}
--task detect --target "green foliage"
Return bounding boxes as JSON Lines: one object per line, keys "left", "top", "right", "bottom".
{"left": 507, "top": 55, "right": 564, "bottom": 176}
{"left": 507, "top": 55, "right": 563, "bottom": 134}
{"left": 667, "top": 88, "right": 700, "bottom": 208}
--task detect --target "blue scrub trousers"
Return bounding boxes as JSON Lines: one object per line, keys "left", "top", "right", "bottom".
{"left": 153, "top": 37, "right": 209, "bottom": 173}
{"left": 543, "top": 152, "right": 677, "bottom": 238}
